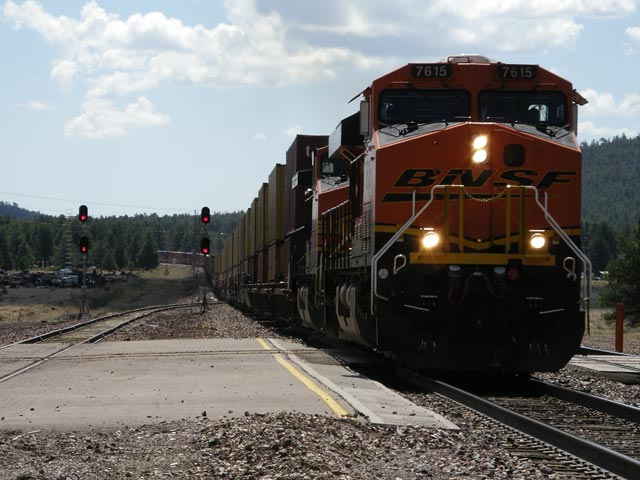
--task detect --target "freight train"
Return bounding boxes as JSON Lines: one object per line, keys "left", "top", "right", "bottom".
{"left": 213, "top": 55, "right": 591, "bottom": 373}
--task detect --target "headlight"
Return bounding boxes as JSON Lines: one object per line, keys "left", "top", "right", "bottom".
{"left": 471, "top": 135, "right": 488, "bottom": 164}
{"left": 421, "top": 231, "right": 440, "bottom": 249}
{"left": 529, "top": 233, "right": 546, "bottom": 250}
{"left": 472, "top": 149, "right": 487, "bottom": 164}
{"left": 472, "top": 135, "right": 488, "bottom": 150}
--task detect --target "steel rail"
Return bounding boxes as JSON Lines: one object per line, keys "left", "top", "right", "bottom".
{"left": 82, "top": 304, "right": 199, "bottom": 344}
{"left": 0, "top": 302, "right": 201, "bottom": 350}
{"left": 530, "top": 377, "right": 640, "bottom": 424}
{"left": 579, "top": 346, "right": 630, "bottom": 357}
{"left": 0, "top": 302, "right": 202, "bottom": 384}
{"left": 398, "top": 367, "right": 640, "bottom": 479}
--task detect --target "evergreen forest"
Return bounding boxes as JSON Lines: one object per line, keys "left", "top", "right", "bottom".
{"left": 581, "top": 134, "right": 640, "bottom": 228}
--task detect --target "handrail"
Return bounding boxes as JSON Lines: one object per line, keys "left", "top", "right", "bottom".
{"left": 524, "top": 185, "right": 592, "bottom": 307}
{"left": 370, "top": 184, "right": 592, "bottom": 316}
{"left": 371, "top": 185, "right": 446, "bottom": 315}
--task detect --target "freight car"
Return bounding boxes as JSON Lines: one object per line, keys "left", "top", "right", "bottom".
{"left": 158, "top": 250, "right": 210, "bottom": 268}
{"left": 214, "top": 55, "right": 591, "bottom": 373}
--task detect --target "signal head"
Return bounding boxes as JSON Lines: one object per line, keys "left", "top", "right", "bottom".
{"left": 79, "top": 236, "right": 90, "bottom": 253}
{"left": 200, "top": 206, "right": 211, "bottom": 224}
{"left": 200, "top": 237, "right": 210, "bottom": 256}
{"left": 79, "top": 205, "right": 88, "bottom": 222}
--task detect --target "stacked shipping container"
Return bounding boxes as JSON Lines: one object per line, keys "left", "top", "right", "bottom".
{"left": 214, "top": 135, "right": 329, "bottom": 305}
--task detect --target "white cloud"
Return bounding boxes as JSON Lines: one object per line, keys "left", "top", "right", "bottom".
{"left": 64, "top": 97, "right": 169, "bottom": 138}
{"left": 628, "top": 26, "right": 640, "bottom": 42}
{"left": 430, "top": 0, "right": 635, "bottom": 19}
{"left": 24, "top": 100, "right": 54, "bottom": 111}
{"left": 578, "top": 121, "right": 637, "bottom": 141}
{"left": 618, "top": 94, "right": 640, "bottom": 116}
{"left": 4, "top": 0, "right": 76, "bottom": 42}
{"left": 253, "top": 132, "right": 267, "bottom": 141}
{"left": 87, "top": 72, "right": 159, "bottom": 98}
{"left": 626, "top": 26, "right": 640, "bottom": 52}
{"left": 4, "top": 1, "right": 380, "bottom": 88}
{"left": 285, "top": 125, "right": 302, "bottom": 138}
{"left": 576, "top": 88, "right": 640, "bottom": 141}
{"left": 4, "top": 0, "right": 638, "bottom": 138}
{"left": 270, "top": 0, "right": 635, "bottom": 53}
{"left": 50, "top": 59, "right": 80, "bottom": 87}
{"left": 3, "top": 0, "right": 383, "bottom": 138}
{"left": 579, "top": 88, "right": 640, "bottom": 117}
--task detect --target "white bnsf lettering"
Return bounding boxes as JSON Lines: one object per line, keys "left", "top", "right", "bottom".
{"left": 393, "top": 168, "right": 575, "bottom": 189}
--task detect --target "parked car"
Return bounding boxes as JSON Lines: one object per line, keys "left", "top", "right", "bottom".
{"left": 61, "top": 275, "right": 79, "bottom": 287}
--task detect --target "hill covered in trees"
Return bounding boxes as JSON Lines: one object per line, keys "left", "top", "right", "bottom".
{"left": 0, "top": 201, "right": 40, "bottom": 219}
{"left": 581, "top": 134, "right": 640, "bottom": 229}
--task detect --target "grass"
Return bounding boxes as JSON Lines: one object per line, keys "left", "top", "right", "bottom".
{"left": 0, "top": 264, "right": 196, "bottom": 324}
{"left": 587, "top": 280, "right": 640, "bottom": 339}
{"left": 87, "top": 264, "right": 195, "bottom": 311}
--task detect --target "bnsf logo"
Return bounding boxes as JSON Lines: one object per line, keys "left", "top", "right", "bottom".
{"left": 394, "top": 168, "right": 575, "bottom": 189}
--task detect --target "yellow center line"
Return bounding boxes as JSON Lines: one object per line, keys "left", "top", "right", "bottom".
{"left": 255, "top": 338, "right": 272, "bottom": 351}
{"left": 256, "top": 338, "right": 349, "bottom": 418}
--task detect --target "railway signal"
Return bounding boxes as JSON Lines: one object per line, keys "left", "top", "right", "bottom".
{"left": 200, "top": 238, "right": 210, "bottom": 256}
{"left": 79, "top": 236, "right": 90, "bottom": 253}
{"left": 200, "top": 206, "right": 211, "bottom": 224}
{"left": 79, "top": 205, "right": 88, "bottom": 222}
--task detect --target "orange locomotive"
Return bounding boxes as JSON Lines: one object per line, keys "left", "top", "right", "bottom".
{"left": 215, "top": 55, "right": 591, "bottom": 372}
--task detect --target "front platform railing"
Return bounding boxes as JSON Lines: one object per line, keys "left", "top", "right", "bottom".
{"left": 371, "top": 184, "right": 592, "bottom": 315}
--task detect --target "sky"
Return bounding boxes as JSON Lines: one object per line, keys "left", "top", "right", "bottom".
{"left": 1, "top": 0, "right": 640, "bottom": 218}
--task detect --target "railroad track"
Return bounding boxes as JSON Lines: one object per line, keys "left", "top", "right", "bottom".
{"left": 399, "top": 368, "right": 640, "bottom": 479}
{"left": 0, "top": 302, "right": 201, "bottom": 384}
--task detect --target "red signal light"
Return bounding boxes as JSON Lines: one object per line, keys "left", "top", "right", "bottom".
{"left": 79, "top": 205, "right": 88, "bottom": 222}
{"left": 200, "top": 237, "right": 210, "bottom": 256}
{"left": 201, "top": 206, "right": 211, "bottom": 224}
{"left": 79, "top": 236, "right": 90, "bottom": 253}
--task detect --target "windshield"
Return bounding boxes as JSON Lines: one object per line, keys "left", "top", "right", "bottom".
{"left": 319, "top": 151, "right": 346, "bottom": 179}
{"left": 479, "top": 91, "right": 567, "bottom": 126}
{"left": 378, "top": 89, "right": 470, "bottom": 125}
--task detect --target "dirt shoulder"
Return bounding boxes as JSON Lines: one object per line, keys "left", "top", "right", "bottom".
{"left": 0, "top": 264, "right": 197, "bottom": 343}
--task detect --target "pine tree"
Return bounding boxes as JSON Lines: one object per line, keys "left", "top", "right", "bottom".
{"left": 585, "top": 222, "right": 617, "bottom": 272}
{"left": 114, "top": 243, "right": 127, "bottom": 270}
{"left": 0, "top": 229, "right": 11, "bottom": 270}
{"left": 102, "top": 248, "right": 118, "bottom": 272}
{"left": 138, "top": 233, "right": 159, "bottom": 270}
{"left": 128, "top": 233, "right": 142, "bottom": 269}
{"left": 601, "top": 217, "right": 640, "bottom": 325}
{"left": 16, "top": 238, "right": 34, "bottom": 271}
{"left": 36, "top": 224, "right": 54, "bottom": 267}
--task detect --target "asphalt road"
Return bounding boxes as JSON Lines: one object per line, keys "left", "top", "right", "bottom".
{"left": 0, "top": 338, "right": 457, "bottom": 431}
